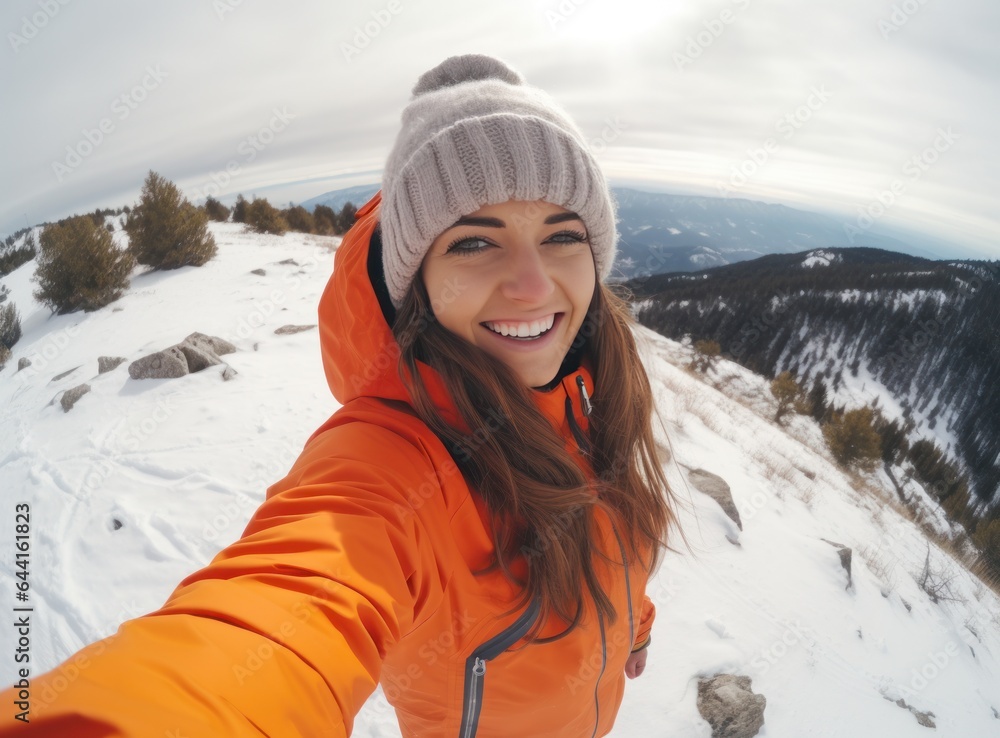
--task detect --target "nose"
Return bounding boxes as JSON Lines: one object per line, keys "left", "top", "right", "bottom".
{"left": 500, "top": 244, "right": 555, "bottom": 303}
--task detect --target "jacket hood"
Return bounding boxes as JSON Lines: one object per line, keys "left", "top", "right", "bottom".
{"left": 315, "top": 190, "right": 595, "bottom": 448}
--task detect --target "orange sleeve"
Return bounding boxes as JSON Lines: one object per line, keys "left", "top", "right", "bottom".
{"left": 0, "top": 423, "right": 445, "bottom": 737}
{"left": 631, "top": 594, "right": 655, "bottom": 652}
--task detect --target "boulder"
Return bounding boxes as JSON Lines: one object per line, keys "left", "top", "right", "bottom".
{"left": 129, "top": 346, "right": 189, "bottom": 379}
{"left": 697, "top": 674, "right": 766, "bottom": 738}
{"left": 689, "top": 468, "right": 742, "bottom": 530}
{"left": 128, "top": 333, "right": 236, "bottom": 380}
{"left": 61, "top": 383, "right": 91, "bottom": 412}
{"left": 98, "top": 356, "right": 128, "bottom": 374}
{"left": 181, "top": 332, "right": 236, "bottom": 356}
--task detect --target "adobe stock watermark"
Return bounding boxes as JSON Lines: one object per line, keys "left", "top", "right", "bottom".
{"left": 341, "top": 0, "right": 403, "bottom": 64}
{"left": 212, "top": 0, "right": 243, "bottom": 21}
{"left": 8, "top": 0, "right": 72, "bottom": 53}
{"left": 749, "top": 620, "right": 823, "bottom": 675}
{"left": 673, "top": 0, "right": 753, "bottom": 71}
{"left": 879, "top": 0, "right": 932, "bottom": 40}
{"left": 51, "top": 64, "right": 168, "bottom": 182}
{"left": 843, "top": 126, "right": 960, "bottom": 244}
{"left": 717, "top": 86, "right": 832, "bottom": 197}
{"left": 545, "top": 0, "right": 592, "bottom": 30}
{"left": 189, "top": 107, "right": 296, "bottom": 201}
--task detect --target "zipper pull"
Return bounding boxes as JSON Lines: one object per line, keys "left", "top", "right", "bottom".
{"left": 576, "top": 375, "right": 592, "bottom": 417}
{"left": 473, "top": 657, "right": 486, "bottom": 676}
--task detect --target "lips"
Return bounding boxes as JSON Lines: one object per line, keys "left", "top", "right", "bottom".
{"left": 482, "top": 313, "right": 557, "bottom": 340}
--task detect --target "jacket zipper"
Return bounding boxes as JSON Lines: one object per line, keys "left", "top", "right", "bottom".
{"left": 458, "top": 597, "right": 541, "bottom": 738}
{"left": 589, "top": 608, "right": 607, "bottom": 738}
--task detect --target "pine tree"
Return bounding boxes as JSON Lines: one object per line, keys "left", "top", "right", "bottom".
{"left": 125, "top": 171, "right": 218, "bottom": 270}
{"left": 283, "top": 205, "right": 315, "bottom": 234}
{"left": 232, "top": 194, "right": 249, "bottom": 224}
{"left": 245, "top": 197, "right": 288, "bottom": 235}
{"left": 203, "top": 196, "right": 231, "bottom": 222}
{"left": 33, "top": 216, "right": 134, "bottom": 314}
{"left": 335, "top": 202, "right": 358, "bottom": 234}
{"left": 822, "top": 406, "right": 882, "bottom": 472}
{"left": 770, "top": 371, "right": 801, "bottom": 425}
{"left": 313, "top": 205, "right": 336, "bottom": 235}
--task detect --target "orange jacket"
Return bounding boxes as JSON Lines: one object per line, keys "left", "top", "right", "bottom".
{"left": 0, "top": 191, "right": 655, "bottom": 737}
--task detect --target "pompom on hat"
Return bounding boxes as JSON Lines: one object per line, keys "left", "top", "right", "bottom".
{"left": 379, "top": 53, "right": 618, "bottom": 308}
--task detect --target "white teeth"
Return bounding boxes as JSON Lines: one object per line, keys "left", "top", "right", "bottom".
{"left": 485, "top": 314, "right": 556, "bottom": 339}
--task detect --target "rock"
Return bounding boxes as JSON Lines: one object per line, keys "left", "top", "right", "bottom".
{"left": 112, "top": 307, "right": 124, "bottom": 312}
{"left": 51, "top": 365, "right": 81, "bottom": 382}
{"left": 112, "top": 518, "right": 123, "bottom": 530}
{"left": 98, "top": 356, "right": 128, "bottom": 374}
{"left": 129, "top": 346, "right": 189, "bottom": 379}
{"left": 277, "top": 258, "right": 299, "bottom": 266}
{"left": 17, "top": 357, "right": 31, "bottom": 371}
{"left": 821, "top": 538, "right": 853, "bottom": 590}
{"left": 222, "top": 365, "right": 238, "bottom": 381}
{"left": 61, "top": 383, "right": 91, "bottom": 412}
{"left": 992, "top": 705, "right": 998, "bottom": 719}
{"left": 274, "top": 324, "right": 316, "bottom": 335}
{"left": 697, "top": 674, "right": 766, "bottom": 738}
{"left": 129, "top": 333, "right": 236, "bottom": 380}
{"left": 182, "top": 332, "right": 236, "bottom": 356}
{"left": 883, "top": 695, "right": 936, "bottom": 728}
{"left": 901, "top": 597, "right": 911, "bottom": 612}
{"left": 250, "top": 268, "right": 266, "bottom": 276}
{"left": 689, "top": 468, "right": 742, "bottom": 530}
{"left": 178, "top": 343, "right": 221, "bottom": 373}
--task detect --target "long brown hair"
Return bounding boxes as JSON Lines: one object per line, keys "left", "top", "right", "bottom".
{"left": 392, "top": 276, "right": 684, "bottom": 641}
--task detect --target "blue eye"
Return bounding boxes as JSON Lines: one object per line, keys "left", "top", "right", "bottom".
{"left": 444, "top": 237, "right": 491, "bottom": 256}
{"left": 443, "top": 230, "right": 588, "bottom": 256}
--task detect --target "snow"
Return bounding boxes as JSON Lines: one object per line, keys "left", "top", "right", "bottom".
{"left": 2, "top": 223, "right": 999, "bottom": 736}
{"left": 802, "top": 250, "right": 841, "bottom": 268}
{"left": 668, "top": 227, "right": 682, "bottom": 235}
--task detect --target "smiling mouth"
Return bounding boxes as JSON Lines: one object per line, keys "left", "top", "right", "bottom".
{"left": 481, "top": 313, "right": 560, "bottom": 341}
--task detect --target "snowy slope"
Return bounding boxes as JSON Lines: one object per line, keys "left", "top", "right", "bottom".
{"left": 1, "top": 223, "right": 999, "bottom": 736}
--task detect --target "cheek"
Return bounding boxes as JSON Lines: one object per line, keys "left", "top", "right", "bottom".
{"left": 422, "top": 268, "right": 482, "bottom": 340}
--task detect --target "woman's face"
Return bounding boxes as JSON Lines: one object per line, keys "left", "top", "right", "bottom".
{"left": 420, "top": 199, "right": 597, "bottom": 388}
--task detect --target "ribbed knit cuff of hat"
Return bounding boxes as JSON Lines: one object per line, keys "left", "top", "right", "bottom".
{"left": 379, "top": 54, "right": 618, "bottom": 309}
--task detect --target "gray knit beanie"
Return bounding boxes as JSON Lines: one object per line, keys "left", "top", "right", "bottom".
{"left": 380, "top": 53, "right": 618, "bottom": 308}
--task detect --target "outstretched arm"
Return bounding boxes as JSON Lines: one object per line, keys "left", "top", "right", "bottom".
{"left": 0, "top": 423, "right": 444, "bottom": 737}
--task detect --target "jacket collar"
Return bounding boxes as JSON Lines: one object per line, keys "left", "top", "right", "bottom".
{"left": 315, "top": 190, "right": 594, "bottom": 452}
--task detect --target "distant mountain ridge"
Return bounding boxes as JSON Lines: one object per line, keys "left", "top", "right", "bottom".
{"left": 630, "top": 246, "right": 1000, "bottom": 519}
{"left": 298, "top": 184, "right": 967, "bottom": 279}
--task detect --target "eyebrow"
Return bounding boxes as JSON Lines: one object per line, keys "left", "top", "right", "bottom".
{"left": 445, "top": 211, "right": 583, "bottom": 231}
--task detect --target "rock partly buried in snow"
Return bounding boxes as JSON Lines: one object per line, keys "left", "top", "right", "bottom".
{"left": 697, "top": 674, "right": 766, "bottom": 738}
{"left": 129, "top": 346, "right": 189, "bottom": 379}
{"left": 129, "top": 333, "right": 237, "bottom": 380}
{"left": 17, "top": 357, "right": 31, "bottom": 371}
{"left": 51, "top": 365, "right": 81, "bottom": 382}
{"left": 98, "top": 356, "right": 128, "bottom": 374}
{"left": 222, "top": 365, "right": 238, "bottom": 381}
{"left": 883, "top": 695, "right": 936, "bottom": 728}
{"left": 821, "top": 538, "right": 854, "bottom": 590}
{"left": 61, "top": 383, "right": 91, "bottom": 412}
{"left": 183, "top": 332, "right": 236, "bottom": 357}
{"left": 274, "top": 324, "right": 316, "bottom": 335}
{"left": 178, "top": 343, "right": 221, "bottom": 373}
{"left": 689, "top": 468, "right": 743, "bottom": 531}
{"left": 250, "top": 268, "right": 266, "bottom": 276}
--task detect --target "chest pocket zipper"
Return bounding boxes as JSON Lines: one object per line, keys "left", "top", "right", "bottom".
{"left": 458, "top": 597, "right": 541, "bottom": 738}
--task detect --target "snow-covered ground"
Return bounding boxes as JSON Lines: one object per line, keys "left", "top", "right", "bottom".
{"left": 1, "top": 222, "right": 999, "bottom": 736}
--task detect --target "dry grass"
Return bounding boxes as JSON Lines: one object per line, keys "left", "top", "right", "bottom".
{"left": 859, "top": 543, "right": 898, "bottom": 592}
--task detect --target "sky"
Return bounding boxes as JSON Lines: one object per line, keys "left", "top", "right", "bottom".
{"left": 2, "top": 0, "right": 999, "bottom": 258}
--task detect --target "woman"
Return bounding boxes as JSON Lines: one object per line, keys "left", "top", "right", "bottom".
{"left": 0, "top": 54, "right": 683, "bottom": 737}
